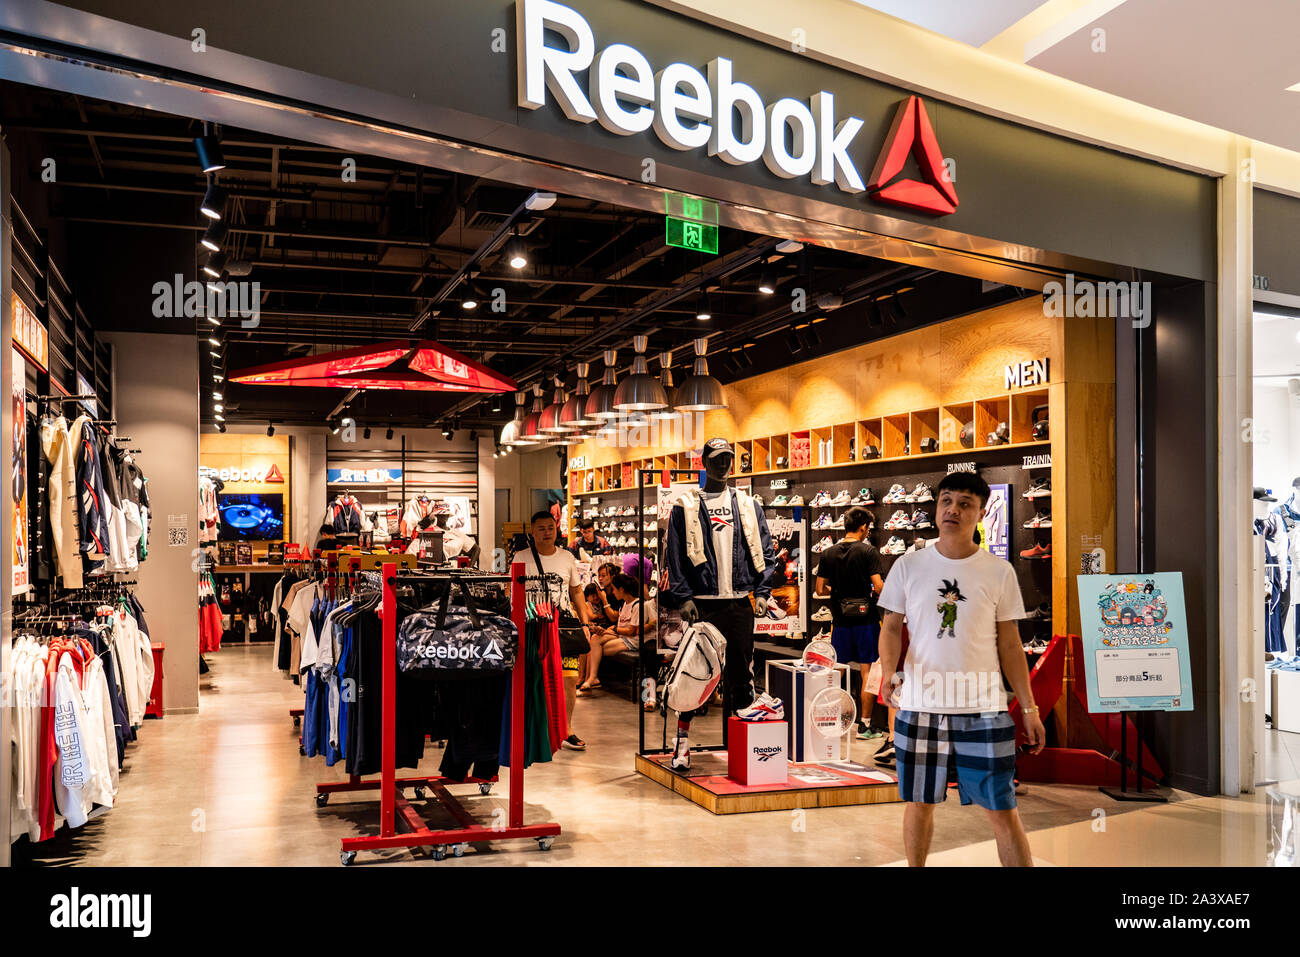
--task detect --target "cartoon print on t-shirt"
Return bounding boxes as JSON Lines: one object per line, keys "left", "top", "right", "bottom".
{"left": 936, "top": 579, "right": 966, "bottom": 639}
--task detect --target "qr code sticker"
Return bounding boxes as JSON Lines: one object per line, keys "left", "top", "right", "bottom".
{"left": 168, "top": 526, "right": 189, "bottom": 547}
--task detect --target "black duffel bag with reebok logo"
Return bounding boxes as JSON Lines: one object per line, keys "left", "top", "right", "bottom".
{"left": 397, "top": 582, "right": 517, "bottom": 677}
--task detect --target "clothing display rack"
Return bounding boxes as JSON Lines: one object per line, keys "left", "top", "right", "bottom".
{"left": 317, "top": 561, "right": 560, "bottom": 865}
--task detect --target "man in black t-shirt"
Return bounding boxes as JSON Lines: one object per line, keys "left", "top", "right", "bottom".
{"left": 569, "top": 518, "right": 613, "bottom": 561}
{"left": 815, "top": 506, "right": 886, "bottom": 737}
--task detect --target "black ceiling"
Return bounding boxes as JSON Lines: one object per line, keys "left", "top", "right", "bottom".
{"left": 0, "top": 82, "right": 1027, "bottom": 434}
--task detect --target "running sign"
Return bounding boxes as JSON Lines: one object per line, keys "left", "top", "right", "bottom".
{"left": 1075, "top": 572, "right": 1193, "bottom": 713}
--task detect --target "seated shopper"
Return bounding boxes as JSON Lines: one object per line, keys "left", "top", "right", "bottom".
{"left": 580, "top": 573, "right": 657, "bottom": 695}
{"left": 591, "top": 562, "right": 622, "bottom": 624}
{"left": 877, "top": 471, "right": 1045, "bottom": 867}
{"left": 814, "top": 506, "right": 887, "bottom": 739}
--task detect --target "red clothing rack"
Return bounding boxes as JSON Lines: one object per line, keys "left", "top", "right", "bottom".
{"left": 317, "top": 562, "right": 560, "bottom": 865}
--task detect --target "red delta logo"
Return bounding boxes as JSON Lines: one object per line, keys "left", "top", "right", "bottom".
{"left": 867, "top": 96, "right": 959, "bottom": 216}
{"left": 264, "top": 464, "right": 285, "bottom": 483}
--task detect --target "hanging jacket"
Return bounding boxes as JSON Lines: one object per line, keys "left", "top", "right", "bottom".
{"left": 40, "top": 415, "right": 84, "bottom": 589}
{"left": 400, "top": 497, "right": 434, "bottom": 538}
{"left": 323, "top": 495, "right": 370, "bottom": 535}
{"left": 663, "top": 486, "right": 776, "bottom": 608}
{"left": 199, "top": 477, "right": 219, "bottom": 545}
{"left": 70, "top": 414, "right": 111, "bottom": 572}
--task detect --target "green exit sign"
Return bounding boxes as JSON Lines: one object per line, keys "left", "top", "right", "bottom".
{"left": 666, "top": 217, "right": 719, "bottom": 254}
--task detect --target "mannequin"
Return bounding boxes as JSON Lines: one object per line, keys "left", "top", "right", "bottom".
{"left": 663, "top": 438, "right": 776, "bottom": 770}
{"left": 1265, "top": 479, "right": 1300, "bottom": 656}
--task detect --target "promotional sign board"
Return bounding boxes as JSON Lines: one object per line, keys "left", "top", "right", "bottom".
{"left": 12, "top": 350, "right": 29, "bottom": 595}
{"left": 756, "top": 515, "right": 806, "bottom": 638}
{"left": 327, "top": 467, "right": 402, "bottom": 484}
{"left": 1076, "top": 572, "right": 1194, "bottom": 713}
{"left": 980, "top": 483, "right": 1010, "bottom": 560}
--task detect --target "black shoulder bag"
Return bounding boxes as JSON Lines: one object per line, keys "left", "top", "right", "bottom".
{"left": 529, "top": 538, "right": 590, "bottom": 657}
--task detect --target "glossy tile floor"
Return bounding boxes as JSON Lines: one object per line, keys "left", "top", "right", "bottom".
{"left": 12, "top": 645, "right": 1297, "bottom": 867}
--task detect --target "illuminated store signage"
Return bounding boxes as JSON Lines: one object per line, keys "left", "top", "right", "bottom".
{"left": 1004, "top": 358, "right": 1049, "bottom": 390}
{"left": 516, "top": 0, "right": 959, "bottom": 215}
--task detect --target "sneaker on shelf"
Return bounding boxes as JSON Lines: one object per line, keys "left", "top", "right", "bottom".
{"left": 1027, "top": 602, "right": 1051, "bottom": 620}
{"left": 753, "top": 494, "right": 765, "bottom": 506}
{"left": 911, "top": 483, "right": 934, "bottom": 502}
{"left": 882, "top": 483, "right": 908, "bottom": 504}
{"left": 788, "top": 494, "right": 805, "bottom": 506}
{"left": 882, "top": 536, "right": 907, "bottom": 555}
{"left": 1027, "top": 639, "right": 1049, "bottom": 655}
{"left": 910, "top": 508, "right": 933, "bottom": 529}
{"left": 644, "top": 538, "right": 655, "bottom": 549}
{"left": 1023, "top": 510, "right": 1052, "bottom": 528}
{"left": 736, "top": 693, "right": 785, "bottom": 722}
{"left": 811, "top": 535, "right": 835, "bottom": 553}
{"left": 670, "top": 734, "right": 691, "bottom": 771}
{"left": 810, "top": 491, "right": 830, "bottom": 507}
{"left": 812, "top": 606, "right": 833, "bottom": 622}
{"left": 812, "top": 628, "right": 832, "bottom": 642}
{"left": 851, "top": 488, "right": 875, "bottom": 505}
{"left": 770, "top": 494, "right": 789, "bottom": 506}
{"left": 828, "top": 514, "right": 845, "bottom": 529}
{"left": 1023, "top": 477, "right": 1052, "bottom": 499}
{"left": 814, "top": 512, "right": 833, "bottom": 530}
{"left": 884, "top": 509, "right": 912, "bottom": 530}
{"left": 1019, "top": 543, "right": 1050, "bottom": 560}
{"left": 830, "top": 490, "right": 851, "bottom": 506}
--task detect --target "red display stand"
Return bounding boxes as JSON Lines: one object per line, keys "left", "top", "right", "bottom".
{"left": 146, "top": 643, "right": 164, "bottom": 718}
{"left": 726, "top": 717, "right": 789, "bottom": 786}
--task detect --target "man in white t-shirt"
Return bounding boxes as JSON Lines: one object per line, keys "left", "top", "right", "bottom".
{"left": 878, "top": 472, "right": 1045, "bottom": 867}
{"left": 518, "top": 510, "right": 593, "bottom": 752}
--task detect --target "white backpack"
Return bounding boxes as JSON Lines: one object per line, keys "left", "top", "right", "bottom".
{"left": 663, "top": 621, "right": 728, "bottom": 713}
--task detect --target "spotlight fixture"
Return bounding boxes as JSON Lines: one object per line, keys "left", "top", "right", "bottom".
{"left": 506, "top": 227, "right": 528, "bottom": 270}
{"left": 200, "top": 219, "right": 228, "bottom": 253}
{"left": 614, "top": 336, "right": 668, "bottom": 411}
{"left": 674, "top": 338, "right": 726, "bottom": 411}
{"left": 215, "top": 422, "right": 226, "bottom": 433}
{"left": 206, "top": 312, "right": 222, "bottom": 325}
{"left": 208, "top": 335, "right": 221, "bottom": 346}
{"left": 331, "top": 420, "right": 341, "bottom": 435}
{"left": 491, "top": 395, "right": 503, "bottom": 414}
{"left": 786, "top": 325, "right": 802, "bottom": 354}
{"left": 213, "top": 372, "right": 224, "bottom": 382}
{"left": 202, "top": 251, "right": 228, "bottom": 279}
{"left": 758, "top": 267, "right": 775, "bottom": 295}
{"left": 386, "top": 426, "right": 395, "bottom": 440}
{"left": 212, "top": 389, "right": 223, "bottom": 400}
{"left": 267, "top": 423, "right": 275, "bottom": 437}
{"left": 805, "top": 322, "right": 823, "bottom": 348}
{"left": 363, "top": 425, "right": 371, "bottom": 440}
{"left": 442, "top": 425, "right": 454, "bottom": 440}
{"left": 695, "top": 290, "right": 712, "bottom": 321}
{"left": 585, "top": 350, "right": 620, "bottom": 420}
{"left": 461, "top": 275, "right": 479, "bottom": 310}
{"left": 213, "top": 403, "right": 224, "bottom": 413}
{"left": 214, "top": 412, "right": 224, "bottom": 422}
{"left": 199, "top": 184, "right": 228, "bottom": 220}
{"left": 193, "top": 131, "right": 226, "bottom": 173}
{"left": 469, "top": 429, "right": 478, "bottom": 442}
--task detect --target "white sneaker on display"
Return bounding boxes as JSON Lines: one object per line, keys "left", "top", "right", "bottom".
{"left": 671, "top": 734, "right": 691, "bottom": 771}
{"left": 912, "top": 483, "right": 933, "bottom": 502}
{"left": 883, "top": 484, "right": 907, "bottom": 504}
{"left": 830, "top": 490, "right": 851, "bottom": 506}
{"left": 812, "top": 606, "right": 833, "bottom": 622}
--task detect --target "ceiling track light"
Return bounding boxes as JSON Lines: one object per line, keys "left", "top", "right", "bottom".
{"left": 363, "top": 425, "right": 371, "bottom": 440}
{"left": 202, "top": 251, "right": 227, "bottom": 279}
{"left": 200, "top": 183, "right": 228, "bottom": 221}
{"left": 500, "top": 390, "right": 536, "bottom": 446}
{"left": 674, "top": 338, "right": 726, "bottom": 411}
{"left": 461, "top": 274, "right": 479, "bottom": 310}
{"left": 386, "top": 426, "right": 395, "bottom": 440}
{"left": 266, "top": 423, "right": 275, "bottom": 437}
{"left": 585, "top": 349, "right": 620, "bottom": 421}
{"left": 696, "top": 289, "right": 712, "bottom": 321}
{"left": 757, "top": 262, "right": 776, "bottom": 295}
{"left": 614, "top": 335, "right": 668, "bottom": 411}
{"left": 200, "top": 219, "right": 228, "bottom": 253}
{"left": 506, "top": 226, "right": 528, "bottom": 270}
{"left": 193, "top": 127, "right": 226, "bottom": 173}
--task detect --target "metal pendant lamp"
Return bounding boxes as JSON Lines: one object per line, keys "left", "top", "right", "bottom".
{"left": 539, "top": 374, "right": 570, "bottom": 433}
{"left": 613, "top": 335, "right": 668, "bottom": 411}
{"left": 559, "top": 361, "right": 599, "bottom": 430}
{"left": 520, "top": 383, "right": 548, "bottom": 441}
{"left": 650, "top": 352, "right": 680, "bottom": 421}
{"left": 674, "top": 338, "right": 727, "bottom": 411}
{"left": 498, "top": 390, "right": 535, "bottom": 447}
{"left": 585, "top": 349, "right": 620, "bottom": 420}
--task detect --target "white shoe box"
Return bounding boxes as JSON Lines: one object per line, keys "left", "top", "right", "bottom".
{"left": 1275, "top": 669, "right": 1300, "bottom": 733}
{"left": 765, "top": 659, "right": 850, "bottom": 763}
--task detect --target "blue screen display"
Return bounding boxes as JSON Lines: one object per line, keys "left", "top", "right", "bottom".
{"left": 217, "top": 493, "right": 285, "bottom": 541}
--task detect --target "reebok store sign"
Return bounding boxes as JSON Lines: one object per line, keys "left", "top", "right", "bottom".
{"left": 516, "top": 0, "right": 958, "bottom": 214}
{"left": 200, "top": 464, "right": 284, "bottom": 484}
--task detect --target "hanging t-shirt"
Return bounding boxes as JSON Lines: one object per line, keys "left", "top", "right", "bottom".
{"left": 518, "top": 545, "right": 583, "bottom": 616}
{"left": 702, "top": 489, "right": 744, "bottom": 599}
{"left": 878, "top": 544, "right": 1025, "bottom": 714}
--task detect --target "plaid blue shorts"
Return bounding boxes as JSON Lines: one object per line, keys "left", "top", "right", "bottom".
{"left": 895, "top": 710, "right": 1017, "bottom": 810}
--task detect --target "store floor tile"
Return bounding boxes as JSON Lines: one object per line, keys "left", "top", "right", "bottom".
{"left": 10, "top": 644, "right": 1297, "bottom": 867}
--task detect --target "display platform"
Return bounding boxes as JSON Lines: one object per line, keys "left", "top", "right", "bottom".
{"left": 634, "top": 751, "right": 901, "bottom": 815}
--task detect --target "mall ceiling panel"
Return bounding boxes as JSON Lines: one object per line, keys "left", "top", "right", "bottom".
{"left": 1026, "top": 0, "right": 1300, "bottom": 152}
{"left": 850, "top": 0, "right": 1047, "bottom": 46}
